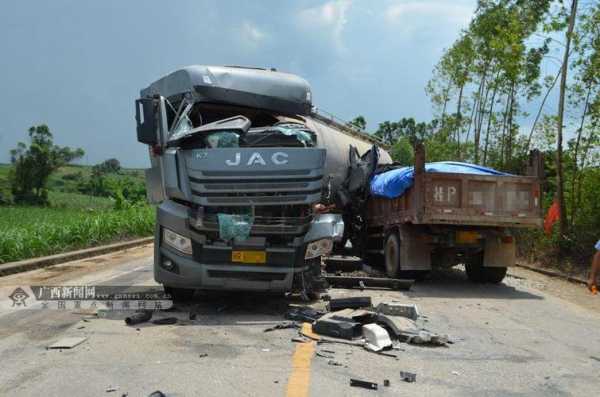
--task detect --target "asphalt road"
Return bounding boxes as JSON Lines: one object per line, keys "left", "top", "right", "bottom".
{"left": 0, "top": 244, "right": 599, "bottom": 397}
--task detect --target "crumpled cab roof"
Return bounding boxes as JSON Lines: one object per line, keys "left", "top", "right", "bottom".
{"left": 140, "top": 65, "right": 312, "bottom": 115}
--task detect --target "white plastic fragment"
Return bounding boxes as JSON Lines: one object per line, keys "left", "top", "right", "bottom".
{"left": 362, "top": 324, "right": 392, "bottom": 352}
{"left": 376, "top": 302, "right": 420, "bottom": 320}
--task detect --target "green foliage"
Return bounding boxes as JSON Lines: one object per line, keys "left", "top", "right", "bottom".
{"left": 390, "top": 137, "right": 414, "bottom": 165}
{"left": 9, "top": 125, "right": 84, "bottom": 205}
{"left": 0, "top": 204, "right": 154, "bottom": 264}
{"left": 347, "top": 115, "right": 367, "bottom": 131}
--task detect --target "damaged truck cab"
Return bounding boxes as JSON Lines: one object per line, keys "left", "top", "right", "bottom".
{"left": 135, "top": 65, "right": 382, "bottom": 299}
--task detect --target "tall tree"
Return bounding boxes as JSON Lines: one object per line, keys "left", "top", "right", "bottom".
{"left": 555, "top": 0, "right": 579, "bottom": 239}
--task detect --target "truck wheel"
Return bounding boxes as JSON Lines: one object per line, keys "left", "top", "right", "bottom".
{"left": 164, "top": 286, "right": 195, "bottom": 302}
{"left": 465, "top": 254, "right": 507, "bottom": 284}
{"left": 384, "top": 233, "right": 401, "bottom": 278}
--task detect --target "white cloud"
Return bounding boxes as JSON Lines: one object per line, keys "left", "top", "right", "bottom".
{"left": 239, "top": 21, "right": 266, "bottom": 50}
{"left": 385, "top": 1, "right": 472, "bottom": 27}
{"left": 297, "top": 0, "right": 351, "bottom": 52}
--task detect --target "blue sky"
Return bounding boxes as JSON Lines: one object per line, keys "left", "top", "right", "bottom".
{"left": 0, "top": 0, "right": 476, "bottom": 167}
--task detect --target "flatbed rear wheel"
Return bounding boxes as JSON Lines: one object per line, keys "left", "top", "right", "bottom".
{"left": 465, "top": 253, "right": 507, "bottom": 284}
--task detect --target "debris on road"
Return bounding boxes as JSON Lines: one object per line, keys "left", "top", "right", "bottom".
{"left": 325, "top": 275, "right": 413, "bottom": 291}
{"left": 407, "top": 330, "right": 449, "bottom": 346}
{"left": 327, "top": 360, "right": 343, "bottom": 366}
{"left": 330, "top": 308, "right": 377, "bottom": 324}
{"left": 199, "top": 353, "right": 208, "bottom": 358}
{"left": 383, "top": 379, "right": 390, "bottom": 387}
{"left": 291, "top": 336, "right": 311, "bottom": 343}
{"left": 285, "top": 306, "right": 325, "bottom": 322}
{"left": 313, "top": 313, "right": 362, "bottom": 340}
{"left": 362, "top": 324, "right": 392, "bottom": 352}
{"left": 299, "top": 322, "right": 321, "bottom": 341}
{"left": 105, "top": 386, "right": 119, "bottom": 393}
{"left": 263, "top": 321, "right": 298, "bottom": 332}
{"left": 350, "top": 378, "right": 378, "bottom": 390}
{"left": 376, "top": 302, "right": 419, "bottom": 320}
{"left": 47, "top": 337, "right": 87, "bottom": 350}
{"left": 152, "top": 317, "right": 178, "bottom": 325}
{"left": 316, "top": 351, "right": 335, "bottom": 359}
{"left": 124, "top": 310, "right": 152, "bottom": 326}
{"left": 148, "top": 391, "right": 166, "bottom": 397}
{"left": 328, "top": 296, "right": 372, "bottom": 311}
{"left": 400, "top": 371, "right": 417, "bottom": 383}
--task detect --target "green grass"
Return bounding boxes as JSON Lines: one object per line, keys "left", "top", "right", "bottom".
{"left": 0, "top": 204, "right": 154, "bottom": 264}
{"left": 0, "top": 164, "right": 154, "bottom": 263}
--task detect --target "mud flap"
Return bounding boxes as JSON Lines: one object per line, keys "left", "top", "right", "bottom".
{"left": 483, "top": 237, "right": 515, "bottom": 267}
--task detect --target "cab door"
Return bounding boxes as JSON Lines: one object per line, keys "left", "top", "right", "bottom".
{"left": 135, "top": 96, "right": 169, "bottom": 203}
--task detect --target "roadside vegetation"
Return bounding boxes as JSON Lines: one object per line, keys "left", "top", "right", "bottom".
{"left": 348, "top": 0, "right": 599, "bottom": 270}
{"left": 0, "top": 125, "right": 153, "bottom": 264}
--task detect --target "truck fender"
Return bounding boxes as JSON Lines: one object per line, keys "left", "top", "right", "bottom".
{"left": 304, "top": 214, "right": 344, "bottom": 243}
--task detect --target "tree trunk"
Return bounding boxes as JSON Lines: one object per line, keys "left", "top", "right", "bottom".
{"left": 456, "top": 85, "right": 464, "bottom": 158}
{"left": 500, "top": 93, "right": 511, "bottom": 166}
{"left": 483, "top": 85, "right": 498, "bottom": 166}
{"left": 475, "top": 75, "right": 490, "bottom": 164}
{"left": 525, "top": 67, "right": 561, "bottom": 152}
{"left": 556, "top": 0, "right": 578, "bottom": 239}
{"left": 569, "top": 85, "right": 591, "bottom": 226}
{"left": 505, "top": 83, "right": 516, "bottom": 166}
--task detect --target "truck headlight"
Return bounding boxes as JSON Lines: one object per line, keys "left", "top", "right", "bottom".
{"left": 163, "top": 228, "right": 192, "bottom": 255}
{"left": 305, "top": 238, "right": 333, "bottom": 259}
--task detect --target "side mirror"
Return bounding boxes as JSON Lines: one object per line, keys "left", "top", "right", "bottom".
{"left": 135, "top": 98, "right": 158, "bottom": 145}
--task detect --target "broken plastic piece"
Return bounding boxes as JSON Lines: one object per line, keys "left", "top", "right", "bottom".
{"left": 376, "top": 313, "right": 419, "bottom": 338}
{"left": 362, "top": 323, "right": 392, "bottom": 352}
{"left": 313, "top": 314, "right": 362, "bottom": 340}
{"left": 328, "top": 297, "right": 372, "bottom": 311}
{"left": 217, "top": 213, "right": 253, "bottom": 242}
{"left": 285, "top": 306, "right": 325, "bottom": 322}
{"left": 400, "top": 371, "right": 417, "bottom": 383}
{"left": 125, "top": 310, "right": 153, "bottom": 326}
{"left": 376, "top": 302, "right": 420, "bottom": 320}
{"left": 48, "top": 337, "right": 87, "bottom": 349}
{"left": 152, "top": 317, "right": 178, "bottom": 325}
{"left": 350, "top": 379, "right": 378, "bottom": 390}
{"left": 331, "top": 308, "right": 377, "bottom": 324}
{"left": 384, "top": 379, "right": 390, "bottom": 387}
{"left": 263, "top": 321, "right": 298, "bottom": 332}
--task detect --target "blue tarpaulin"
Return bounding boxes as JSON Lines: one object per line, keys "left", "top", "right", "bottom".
{"left": 370, "top": 162, "right": 509, "bottom": 199}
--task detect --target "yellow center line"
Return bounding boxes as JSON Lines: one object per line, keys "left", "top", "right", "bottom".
{"left": 286, "top": 323, "right": 317, "bottom": 397}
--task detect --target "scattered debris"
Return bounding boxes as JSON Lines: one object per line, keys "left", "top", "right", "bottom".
{"left": 261, "top": 348, "right": 271, "bottom": 352}
{"left": 327, "top": 360, "right": 343, "bottom": 366}
{"left": 330, "top": 308, "right": 377, "bottom": 324}
{"left": 313, "top": 313, "right": 362, "bottom": 340}
{"left": 376, "top": 351, "right": 398, "bottom": 358}
{"left": 148, "top": 391, "right": 166, "bottom": 397}
{"left": 376, "top": 302, "right": 419, "bottom": 320}
{"left": 291, "top": 336, "right": 310, "bottom": 343}
{"left": 400, "top": 371, "right": 417, "bottom": 383}
{"left": 106, "top": 386, "right": 119, "bottom": 393}
{"left": 328, "top": 297, "right": 372, "bottom": 311}
{"left": 152, "top": 317, "right": 178, "bottom": 325}
{"left": 285, "top": 306, "right": 325, "bottom": 322}
{"left": 324, "top": 255, "right": 363, "bottom": 273}
{"left": 125, "top": 310, "right": 153, "bottom": 326}
{"left": 48, "top": 337, "right": 87, "bottom": 350}
{"left": 199, "top": 353, "right": 208, "bottom": 358}
{"left": 383, "top": 379, "right": 390, "bottom": 387}
{"left": 189, "top": 312, "right": 197, "bottom": 320}
{"left": 363, "top": 324, "right": 392, "bottom": 352}
{"left": 299, "top": 322, "right": 321, "bottom": 341}
{"left": 452, "top": 371, "right": 460, "bottom": 376}
{"left": 376, "top": 313, "right": 419, "bottom": 338}
{"left": 264, "top": 321, "right": 298, "bottom": 332}
{"left": 316, "top": 351, "right": 335, "bottom": 359}
{"left": 321, "top": 294, "right": 331, "bottom": 301}
{"left": 350, "top": 378, "right": 378, "bottom": 390}
{"left": 408, "top": 330, "right": 449, "bottom": 346}
{"left": 325, "top": 275, "right": 413, "bottom": 291}
{"left": 320, "top": 349, "right": 336, "bottom": 354}
{"left": 77, "top": 326, "right": 85, "bottom": 330}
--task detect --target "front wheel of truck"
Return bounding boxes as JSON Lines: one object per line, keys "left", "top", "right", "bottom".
{"left": 465, "top": 254, "right": 507, "bottom": 284}
{"left": 164, "top": 286, "right": 195, "bottom": 302}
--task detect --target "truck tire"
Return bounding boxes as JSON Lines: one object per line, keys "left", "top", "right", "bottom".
{"left": 164, "top": 286, "right": 195, "bottom": 302}
{"left": 465, "top": 254, "right": 507, "bottom": 284}
{"left": 384, "top": 233, "right": 401, "bottom": 278}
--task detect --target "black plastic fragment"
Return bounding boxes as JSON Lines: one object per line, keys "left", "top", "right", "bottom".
{"left": 125, "top": 310, "right": 152, "bottom": 326}
{"left": 400, "top": 371, "right": 417, "bottom": 383}
{"left": 313, "top": 317, "right": 362, "bottom": 340}
{"left": 384, "top": 379, "right": 390, "bottom": 387}
{"left": 328, "top": 297, "right": 372, "bottom": 311}
{"left": 350, "top": 378, "right": 378, "bottom": 390}
{"left": 152, "top": 317, "right": 178, "bottom": 325}
{"left": 285, "top": 306, "right": 325, "bottom": 322}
